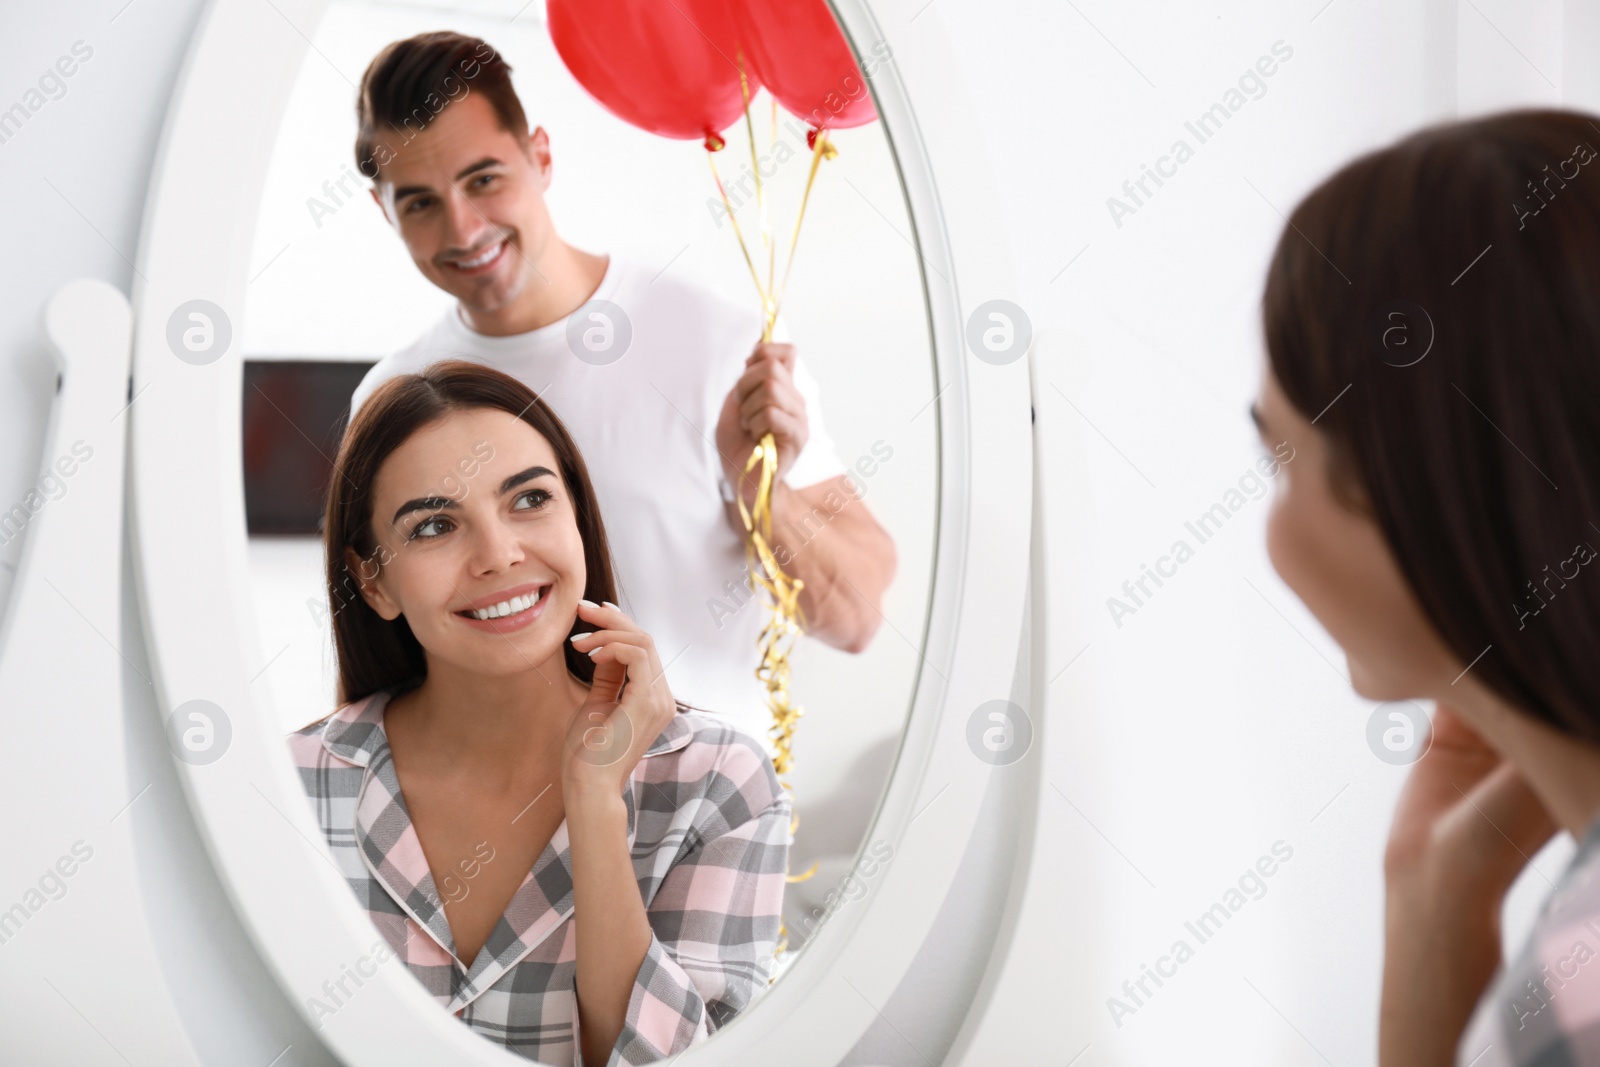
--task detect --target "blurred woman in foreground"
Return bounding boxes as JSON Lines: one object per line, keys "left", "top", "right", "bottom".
{"left": 1254, "top": 109, "right": 1600, "bottom": 1065}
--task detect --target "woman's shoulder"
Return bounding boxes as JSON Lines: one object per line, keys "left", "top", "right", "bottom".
{"left": 283, "top": 690, "right": 391, "bottom": 769}
{"left": 285, "top": 714, "right": 333, "bottom": 765}
{"left": 669, "top": 705, "right": 767, "bottom": 749}
{"left": 642, "top": 707, "right": 787, "bottom": 813}
{"left": 1456, "top": 822, "right": 1600, "bottom": 1064}
{"left": 659, "top": 705, "right": 775, "bottom": 762}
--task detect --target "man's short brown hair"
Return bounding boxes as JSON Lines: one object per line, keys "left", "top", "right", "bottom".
{"left": 354, "top": 31, "right": 529, "bottom": 180}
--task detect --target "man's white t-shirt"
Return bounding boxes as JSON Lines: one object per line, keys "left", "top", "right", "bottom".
{"left": 348, "top": 256, "right": 847, "bottom": 747}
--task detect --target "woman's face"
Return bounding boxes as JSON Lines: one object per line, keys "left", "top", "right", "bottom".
{"left": 1253, "top": 367, "right": 1460, "bottom": 701}
{"left": 351, "top": 406, "right": 587, "bottom": 678}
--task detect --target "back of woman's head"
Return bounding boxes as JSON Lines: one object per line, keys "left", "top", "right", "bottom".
{"left": 322, "top": 359, "right": 620, "bottom": 706}
{"left": 1263, "top": 108, "right": 1600, "bottom": 742}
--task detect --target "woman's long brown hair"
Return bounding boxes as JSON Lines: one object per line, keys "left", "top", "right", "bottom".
{"left": 1263, "top": 108, "right": 1600, "bottom": 741}
{"left": 321, "top": 359, "right": 621, "bottom": 709}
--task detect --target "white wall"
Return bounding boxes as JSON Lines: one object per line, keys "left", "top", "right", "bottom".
{"left": 0, "top": 4, "right": 339, "bottom": 1063}
{"left": 958, "top": 1, "right": 1587, "bottom": 1064}
{"left": 2, "top": 1, "right": 1597, "bottom": 1065}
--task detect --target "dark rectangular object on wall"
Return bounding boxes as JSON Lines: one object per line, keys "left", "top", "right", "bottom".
{"left": 242, "top": 360, "right": 375, "bottom": 535}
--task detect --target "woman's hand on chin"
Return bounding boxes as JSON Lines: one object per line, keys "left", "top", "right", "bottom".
{"left": 560, "top": 599, "right": 679, "bottom": 808}
{"left": 1378, "top": 703, "right": 1559, "bottom": 1067}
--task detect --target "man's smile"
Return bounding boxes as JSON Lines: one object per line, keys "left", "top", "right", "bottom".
{"left": 444, "top": 236, "right": 510, "bottom": 276}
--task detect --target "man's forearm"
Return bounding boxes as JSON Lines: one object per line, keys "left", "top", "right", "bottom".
{"left": 721, "top": 476, "right": 896, "bottom": 653}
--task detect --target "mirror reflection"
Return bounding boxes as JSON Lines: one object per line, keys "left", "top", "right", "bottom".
{"left": 238, "top": 2, "right": 936, "bottom": 1061}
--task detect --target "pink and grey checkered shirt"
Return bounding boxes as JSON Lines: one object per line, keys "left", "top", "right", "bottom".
{"left": 287, "top": 688, "right": 790, "bottom": 1066}
{"left": 1456, "top": 810, "right": 1600, "bottom": 1065}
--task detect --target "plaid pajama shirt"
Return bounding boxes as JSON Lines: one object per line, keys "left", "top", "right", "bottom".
{"left": 1456, "top": 809, "right": 1600, "bottom": 1065}
{"left": 287, "top": 688, "right": 790, "bottom": 1066}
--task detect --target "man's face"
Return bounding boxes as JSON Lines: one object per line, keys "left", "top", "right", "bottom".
{"left": 370, "top": 91, "right": 553, "bottom": 313}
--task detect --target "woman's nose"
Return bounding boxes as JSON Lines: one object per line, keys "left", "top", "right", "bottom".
{"left": 468, "top": 517, "right": 526, "bottom": 573}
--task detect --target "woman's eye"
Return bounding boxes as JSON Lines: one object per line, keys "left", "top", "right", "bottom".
{"left": 410, "top": 515, "right": 451, "bottom": 540}
{"left": 514, "top": 489, "right": 552, "bottom": 511}
{"left": 473, "top": 174, "right": 496, "bottom": 189}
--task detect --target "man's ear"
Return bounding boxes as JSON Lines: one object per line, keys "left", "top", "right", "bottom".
{"left": 528, "top": 126, "right": 552, "bottom": 190}
{"left": 343, "top": 545, "right": 401, "bottom": 621}
{"left": 368, "top": 184, "right": 395, "bottom": 227}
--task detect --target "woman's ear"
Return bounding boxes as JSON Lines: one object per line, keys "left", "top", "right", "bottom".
{"left": 343, "top": 545, "right": 402, "bottom": 621}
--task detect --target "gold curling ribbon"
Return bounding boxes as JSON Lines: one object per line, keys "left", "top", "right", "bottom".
{"left": 705, "top": 51, "right": 838, "bottom": 964}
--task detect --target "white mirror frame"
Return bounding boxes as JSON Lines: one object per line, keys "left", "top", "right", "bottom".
{"left": 128, "top": 0, "right": 1035, "bottom": 1061}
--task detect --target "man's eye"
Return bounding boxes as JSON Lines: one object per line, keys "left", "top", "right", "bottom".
{"left": 405, "top": 197, "right": 432, "bottom": 214}
{"left": 472, "top": 173, "right": 496, "bottom": 189}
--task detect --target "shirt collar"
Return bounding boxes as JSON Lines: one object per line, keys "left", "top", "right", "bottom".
{"left": 317, "top": 687, "right": 696, "bottom": 769}
{"left": 318, "top": 689, "right": 391, "bottom": 768}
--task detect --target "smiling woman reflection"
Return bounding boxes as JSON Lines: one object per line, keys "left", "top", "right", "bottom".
{"left": 287, "top": 359, "right": 789, "bottom": 1067}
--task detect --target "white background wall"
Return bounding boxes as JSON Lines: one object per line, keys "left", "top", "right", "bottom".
{"left": 966, "top": 1, "right": 1581, "bottom": 1064}
{"left": 0, "top": 1, "right": 1592, "bottom": 1064}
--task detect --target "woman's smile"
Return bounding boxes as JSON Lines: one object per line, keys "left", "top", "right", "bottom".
{"left": 454, "top": 581, "right": 554, "bottom": 634}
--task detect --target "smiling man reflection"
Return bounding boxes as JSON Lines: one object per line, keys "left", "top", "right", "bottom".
{"left": 346, "top": 31, "right": 897, "bottom": 747}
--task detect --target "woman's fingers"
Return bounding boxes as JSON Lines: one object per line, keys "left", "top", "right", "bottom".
{"left": 573, "top": 604, "right": 666, "bottom": 686}
{"left": 586, "top": 641, "right": 669, "bottom": 691}
{"left": 573, "top": 627, "right": 664, "bottom": 681}
{"left": 577, "top": 644, "right": 674, "bottom": 765}
{"left": 571, "top": 600, "right": 674, "bottom": 744}
{"left": 570, "top": 628, "right": 649, "bottom": 651}
{"left": 573, "top": 604, "right": 650, "bottom": 654}
{"left": 1407, "top": 704, "right": 1504, "bottom": 805}
{"left": 586, "top": 643, "right": 674, "bottom": 723}
{"left": 1445, "top": 761, "right": 1561, "bottom": 886}
{"left": 1385, "top": 705, "right": 1511, "bottom": 880}
{"left": 586, "top": 642, "right": 646, "bottom": 667}
{"left": 575, "top": 598, "right": 634, "bottom": 627}
{"left": 1429, "top": 704, "right": 1501, "bottom": 758}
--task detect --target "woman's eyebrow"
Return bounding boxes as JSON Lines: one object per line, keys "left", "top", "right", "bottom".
{"left": 391, "top": 494, "right": 455, "bottom": 525}
{"left": 389, "top": 466, "right": 557, "bottom": 525}
{"left": 497, "top": 465, "right": 557, "bottom": 495}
